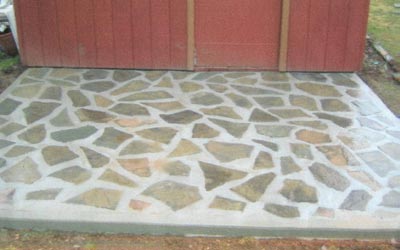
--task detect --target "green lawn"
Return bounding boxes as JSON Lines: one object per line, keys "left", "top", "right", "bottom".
{"left": 0, "top": 51, "right": 19, "bottom": 72}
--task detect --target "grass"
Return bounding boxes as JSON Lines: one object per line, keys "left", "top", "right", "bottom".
{"left": 368, "top": 0, "right": 400, "bottom": 59}
{"left": 0, "top": 50, "right": 19, "bottom": 72}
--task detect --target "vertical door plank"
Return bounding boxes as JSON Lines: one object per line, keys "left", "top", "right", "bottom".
{"left": 94, "top": 0, "right": 115, "bottom": 68}
{"left": 56, "top": 0, "right": 79, "bottom": 67}
{"left": 39, "top": 0, "right": 61, "bottom": 66}
{"left": 150, "top": 0, "right": 171, "bottom": 68}
{"left": 132, "top": 0, "right": 152, "bottom": 68}
{"left": 75, "top": 0, "right": 97, "bottom": 67}
{"left": 279, "top": 0, "right": 291, "bottom": 71}
{"left": 113, "top": 0, "right": 134, "bottom": 68}
{"left": 170, "top": 0, "right": 188, "bottom": 69}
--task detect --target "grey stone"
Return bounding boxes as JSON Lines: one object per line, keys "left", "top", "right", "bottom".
{"left": 352, "top": 101, "right": 381, "bottom": 116}
{"left": 232, "top": 85, "right": 280, "bottom": 95}
{"left": 12, "top": 85, "right": 41, "bottom": 98}
{"left": 292, "top": 73, "right": 327, "bottom": 82}
{"left": 160, "top": 110, "right": 202, "bottom": 124}
{"left": 68, "top": 188, "right": 122, "bottom": 210}
{"left": 234, "top": 77, "right": 257, "bottom": 85}
{"left": 199, "top": 161, "right": 247, "bottom": 191}
{"left": 76, "top": 109, "right": 116, "bottom": 123}
{"left": 270, "top": 109, "right": 311, "bottom": 119}
{"left": 231, "top": 173, "right": 276, "bottom": 202}
{"left": 0, "top": 157, "right": 41, "bottom": 184}
{"left": 99, "top": 169, "right": 137, "bottom": 188}
{"left": 191, "top": 92, "right": 224, "bottom": 106}
{"left": 68, "top": 90, "right": 90, "bottom": 107}
{"left": 49, "top": 79, "right": 75, "bottom": 87}
{"left": 120, "top": 141, "right": 163, "bottom": 156}
{"left": 136, "top": 127, "right": 177, "bottom": 144}
{"left": 50, "top": 166, "right": 91, "bottom": 184}
{"left": 144, "top": 71, "right": 166, "bottom": 81}
{"left": 380, "top": 191, "right": 400, "bottom": 208}
{"left": 252, "top": 140, "right": 279, "bottom": 152}
{"left": 340, "top": 190, "right": 372, "bottom": 211}
{"left": 296, "top": 129, "right": 331, "bottom": 144}
{"left": 200, "top": 106, "right": 241, "bottom": 119}
{"left": 180, "top": 82, "right": 204, "bottom": 92}
{"left": 379, "top": 143, "right": 400, "bottom": 161}
{"left": 388, "top": 130, "right": 400, "bottom": 140}
{"left": 20, "top": 77, "right": 44, "bottom": 85}
{"left": 261, "top": 72, "right": 289, "bottom": 82}
{"left": 321, "top": 99, "right": 350, "bottom": 112}
{"left": 169, "top": 139, "right": 201, "bottom": 157}
{"left": 50, "top": 109, "right": 74, "bottom": 127}
{"left": 18, "top": 124, "right": 46, "bottom": 144}
{"left": 209, "top": 118, "right": 249, "bottom": 138}
{"left": 289, "top": 95, "right": 318, "bottom": 111}
{"left": 171, "top": 71, "right": 191, "bottom": 80}
{"left": 209, "top": 196, "right": 246, "bottom": 211}
{"left": 226, "top": 93, "right": 253, "bottom": 109}
{"left": 329, "top": 74, "right": 358, "bottom": 88}
{"left": 254, "top": 97, "right": 285, "bottom": 108}
{"left": 264, "top": 203, "right": 300, "bottom": 218}
{"left": 42, "top": 146, "right": 78, "bottom": 166}
{"left": 289, "top": 121, "right": 328, "bottom": 131}
{"left": 290, "top": 143, "right": 313, "bottom": 160}
{"left": 358, "top": 117, "right": 386, "bottom": 130}
{"left": 192, "top": 72, "right": 217, "bottom": 80}
{"left": 205, "top": 141, "right": 253, "bottom": 163}
{"left": 51, "top": 126, "right": 97, "bottom": 142}
{"left": 120, "top": 91, "right": 173, "bottom": 102}
{"left": 207, "top": 75, "right": 228, "bottom": 84}
{"left": 94, "top": 128, "right": 133, "bottom": 149}
{"left": 296, "top": 82, "right": 341, "bottom": 97}
{"left": 111, "top": 80, "right": 150, "bottom": 95}
{"left": 262, "top": 83, "right": 291, "bottom": 91}
{"left": 317, "top": 145, "right": 358, "bottom": 167}
{"left": 0, "top": 139, "right": 14, "bottom": 150}
{"left": 81, "top": 147, "right": 109, "bottom": 168}
{"left": 225, "top": 72, "right": 253, "bottom": 79}
{"left": 143, "top": 101, "right": 185, "bottom": 112}
{"left": 81, "top": 81, "right": 116, "bottom": 93}
{"left": 249, "top": 109, "right": 279, "bottom": 122}
{"left": 309, "top": 163, "right": 350, "bottom": 191}
{"left": 23, "top": 102, "right": 60, "bottom": 124}
{"left": 389, "top": 176, "right": 400, "bottom": 188}
{"left": 5, "top": 146, "right": 36, "bottom": 157}
{"left": 0, "top": 98, "right": 21, "bottom": 115}
{"left": 112, "top": 70, "right": 141, "bottom": 82}
{"left": 39, "top": 86, "right": 62, "bottom": 100}
{"left": 162, "top": 161, "right": 191, "bottom": 176}
{"left": 192, "top": 123, "right": 220, "bottom": 138}
{"left": 156, "top": 77, "right": 174, "bottom": 88}
{"left": 280, "top": 179, "right": 318, "bottom": 203}
{"left": 254, "top": 151, "right": 274, "bottom": 169}
{"left": 0, "top": 123, "right": 25, "bottom": 136}
{"left": 0, "top": 158, "right": 5, "bottom": 168}
{"left": 281, "top": 157, "right": 302, "bottom": 175}
{"left": 28, "top": 68, "right": 50, "bottom": 78}
{"left": 83, "top": 69, "right": 109, "bottom": 80}
{"left": 207, "top": 84, "right": 228, "bottom": 93}
{"left": 118, "top": 158, "right": 151, "bottom": 177}
{"left": 26, "top": 189, "right": 62, "bottom": 200}
{"left": 357, "top": 151, "right": 397, "bottom": 177}
{"left": 110, "top": 103, "right": 150, "bottom": 116}
{"left": 256, "top": 125, "right": 294, "bottom": 138}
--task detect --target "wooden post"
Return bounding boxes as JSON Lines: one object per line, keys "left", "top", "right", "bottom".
{"left": 279, "top": 0, "right": 291, "bottom": 72}
{"left": 187, "top": 0, "right": 195, "bottom": 70}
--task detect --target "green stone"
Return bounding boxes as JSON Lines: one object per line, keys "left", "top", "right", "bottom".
{"left": 280, "top": 179, "right": 318, "bottom": 203}
{"left": 254, "top": 151, "right": 274, "bottom": 169}
{"left": 51, "top": 126, "right": 97, "bottom": 142}
{"left": 321, "top": 99, "right": 350, "bottom": 112}
{"left": 50, "top": 109, "right": 74, "bottom": 127}
{"left": 264, "top": 203, "right": 300, "bottom": 218}
{"left": 226, "top": 93, "right": 253, "bottom": 109}
{"left": 232, "top": 85, "right": 280, "bottom": 95}
{"left": 200, "top": 106, "right": 241, "bottom": 119}
{"left": 231, "top": 173, "right": 276, "bottom": 202}
{"left": 76, "top": 109, "right": 116, "bottom": 123}
{"left": 256, "top": 125, "right": 294, "bottom": 138}
{"left": 83, "top": 69, "right": 109, "bottom": 80}
{"left": 111, "top": 80, "right": 150, "bottom": 95}
{"left": 0, "top": 98, "right": 21, "bottom": 115}
{"left": 261, "top": 72, "right": 289, "bottom": 82}
{"left": 192, "top": 123, "right": 220, "bottom": 138}
{"left": 225, "top": 72, "right": 252, "bottom": 78}
{"left": 280, "top": 157, "right": 302, "bottom": 175}
{"left": 161, "top": 110, "right": 202, "bottom": 124}
{"left": 191, "top": 92, "right": 224, "bottom": 106}
{"left": 94, "top": 95, "right": 114, "bottom": 108}
{"left": 262, "top": 83, "right": 291, "bottom": 91}
{"left": 209, "top": 118, "right": 249, "bottom": 138}
{"left": 39, "top": 86, "right": 62, "bottom": 100}
{"left": 49, "top": 68, "right": 81, "bottom": 79}
{"left": 249, "top": 109, "right": 279, "bottom": 122}
{"left": 42, "top": 146, "right": 78, "bottom": 166}
{"left": 155, "top": 77, "right": 173, "bottom": 88}
{"left": 207, "top": 76, "right": 228, "bottom": 84}
{"left": 180, "top": 82, "right": 203, "bottom": 92}
{"left": 109, "top": 103, "right": 150, "bottom": 116}
{"left": 199, "top": 161, "right": 247, "bottom": 191}
{"left": 209, "top": 196, "right": 246, "bottom": 211}
{"left": 112, "top": 70, "right": 141, "bottom": 82}
{"left": 11, "top": 85, "right": 41, "bottom": 98}
{"left": 292, "top": 73, "right": 327, "bottom": 82}
{"left": 50, "top": 166, "right": 91, "bottom": 184}
{"left": 254, "top": 97, "right": 285, "bottom": 108}
{"left": 68, "top": 188, "right": 122, "bottom": 210}
{"left": 0, "top": 123, "right": 25, "bottom": 136}
{"left": 5, "top": 146, "right": 36, "bottom": 157}
{"left": 99, "top": 169, "right": 137, "bottom": 188}
{"left": 205, "top": 141, "right": 253, "bottom": 163}
{"left": 68, "top": 90, "right": 90, "bottom": 107}
{"left": 329, "top": 74, "right": 358, "bottom": 88}
{"left": 26, "top": 189, "right": 62, "bottom": 200}
{"left": 120, "top": 91, "right": 173, "bottom": 102}
{"left": 81, "top": 147, "right": 110, "bottom": 168}
{"left": 81, "top": 81, "right": 116, "bottom": 92}
{"left": 144, "top": 71, "right": 166, "bottom": 81}
{"left": 120, "top": 141, "right": 163, "bottom": 156}
{"left": 296, "top": 82, "right": 342, "bottom": 97}
{"left": 193, "top": 72, "right": 217, "bottom": 80}
{"left": 234, "top": 77, "right": 257, "bottom": 85}
{"left": 171, "top": 71, "right": 191, "bottom": 80}
{"left": 94, "top": 128, "right": 133, "bottom": 149}
{"left": 289, "top": 95, "right": 318, "bottom": 111}
{"left": 207, "top": 84, "right": 228, "bottom": 93}
{"left": 20, "top": 77, "right": 45, "bottom": 85}
{"left": 23, "top": 102, "right": 60, "bottom": 124}
{"left": 0, "top": 157, "right": 41, "bottom": 184}
{"left": 28, "top": 68, "right": 50, "bottom": 78}
{"left": 136, "top": 127, "right": 178, "bottom": 144}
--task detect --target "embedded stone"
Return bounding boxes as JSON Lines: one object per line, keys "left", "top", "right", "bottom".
{"left": 169, "top": 139, "right": 201, "bottom": 157}
{"left": 262, "top": 83, "right": 291, "bottom": 91}
{"left": 357, "top": 151, "right": 397, "bottom": 177}
{"left": 340, "top": 190, "right": 372, "bottom": 211}
{"left": 388, "top": 130, "right": 400, "bottom": 140}
{"left": 347, "top": 171, "right": 382, "bottom": 191}
{"left": 281, "top": 157, "right": 302, "bottom": 175}
{"left": 309, "top": 163, "right": 350, "bottom": 191}
{"left": 23, "top": 102, "right": 60, "bottom": 124}
{"left": 120, "top": 141, "right": 163, "bottom": 155}
{"left": 81, "top": 81, "right": 115, "bottom": 93}
{"left": 315, "top": 113, "right": 352, "bottom": 128}
{"left": 292, "top": 73, "right": 327, "bottom": 82}
{"left": 380, "top": 191, "right": 400, "bottom": 208}
{"left": 18, "top": 124, "right": 46, "bottom": 144}
{"left": 49, "top": 79, "right": 75, "bottom": 87}
{"left": 76, "top": 109, "right": 116, "bottom": 123}
{"left": 232, "top": 85, "right": 280, "bottom": 95}
{"left": 129, "top": 200, "right": 151, "bottom": 211}
{"left": 256, "top": 125, "right": 294, "bottom": 138}
{"left": 193, "top": 72, "right": 217, "bottom": 80}
{"left": 261, "top": 72, "right": 289, "bottom": 82}
{"left": 191, "top": 92, "right": 224, "bottom": 106}
{"left": 68, "top": 188, "right": 122, "bottom": 210}
{"left": 289, "top": 121, "right": 328, "bottom": 131}
{"left": 200, "top": 106, "right": 241, "bottom": 119}
{"left": 225, "top": 72, "right": 252, "bottom": 79}
{"left": 50, "top": 109, "right": 74, "bottom": 127}
{"left": 352, "top": 101, "right": 380, "bottom": 116}
{"left": 379, "top": 143, "right": 400, "bottom": 161}
{"left": 143, "top": 101, "right": 185, "bottom": 112}
{"left": 81, "top": 147, "right": 110, "bottom": 168}
{"left": 20, "top": 77, "right": 44, "bottom": 85}
{"left": 118, "top": 158, "right": 151, "bottom": 177}
{"left": 142, "top": 181, "right": 201, "bottom": 211}
{"left": 329, "top": 74, "right": 358, "bottom": 88}
{"left": 270, "top": 109, "right": 310, "bottom": 119}
{"left": 50, "top": 166, "right": 91, "bottom": 184}
{"left": 112, "top": 70, "right": 141, "bottom": 82}
{"left": 94, "top": 127, "right": 132, "bottom": 149}
{"left": 0, "top": 123, "right": 25, "bottom": 136}
{"left": 40, "top": 86, "right": 62, "bottom": 100}
{"left": 0, "top": 100, "right": 20, "bottom": 119}
{"left": 12, "top": 85, "right": 41, "bottom": 98}
{"left": 199, "top": 161, "right": 247, "bottom": 190}
{"left": 144, "top": 71, "right": 165, "bottom": 81}
{"left": 110, "top": 103, "right": 150, "bottom": 116}
{"left": 289, "top": 95, "right": 318, "bottom": 111}
{"left": 226, "top": 93, "right": 253, "bottom": 109}
{"left": 0, "top": 157, "right": 41, "bottom": 184}
{"left": 280, "top": 179, "right": 318, "bottom": 203}
{"left": 205, "top": 141, "right": 253, "bottom": 163}
{"left": 209, "top": 196, "right": 246, "bottom": 211}
{"left": 28, "top": 68, "right": 50, "bottom": 78}
{"left": 249, "top": 109, "right": 279, "bottom": 122}
{"left": 0, "top": 139, "right": 14, "bottom": 150}
{"left": 389, "top": 176, "right": 400, "bottom": 188}
{"left": 160, "top": 110, "right": 202, "bottom": 124}
{"left": 321, "top": 99, "right": 350, "bottom": 112}
{"left": 5, "top": 146, "right": 36, "bottom": 157}
{"left": 207, "top": 84, "right": 228, "bottom": 93}
{"left": 254, "top": 151, "right": 274, "bottom": 169}
{"left": 99, "top": 169, "right": 137, "bottom": 188}
{"left": 296, "top": 82, "right": 341, "bottom": 97}
{"left": 67, "top": 90, "right": 90, "bottom": 107}
{"left": 264, "top": 203, "right": 300, "bottom": 218}
{"left": 94, "top": 95, "right": 114, "bottom": 107}
{"left": 314, "top": 207, "right": 335, "bottom": 218}
{"left": 209, "top": 118, "right": 249, "bottom": 138}
{"left": 51, "top": 126, "right": 97, "bottom": 142}
{"left": 0, "top": 158, "right": 5, "bottom": 168}
{"left": 26, "top": 189, "right": 62, "bottom": 200}
{"left": 317, "top": 145, "right": 356, "bottom": 166}
{"left": 254, "top": 97, "right": 285, "bottom": 108}
{"left": 180, "top": 82, "right": 203, "bottom": 92}
{"left": 192, "top": 123, "right": 220, "bottom": 138}
{"left": 156, "top": 77, "right": 173, "bottom": 88}
{"left": 234, "top": 77, "right": 257, "bottom": 85}
{"left": 83, "top": 69, "right": 109, "bottom": 80}
{"left": 231, "top": 173, "right": 276, "bottom": 202}
{"left": 207, "top": 75, "right": 228, "bottom": 83}
{"left": 296, "top": 130, "right": 331, "bottom": 144}
{"left": 358, "top": 117, "right": 386, "bottom": 131}
{"left": 42, "top": 146, "right": 78, "bottom": 166}
{"left": 137, "top": 127, "right": 177, "bottom": 144}
{"left": 111, "top": 80, "right": 150, "bottom": 95}
{"left": 162, "top": 161, "right": 191, "bottom": 176}
{"left": 252, "top": 140, "right": 279, "bottom": 152}
{"left": 172, "top": 71, "right": 191, "bottom": 80}
{"left": 290, "top": 143, "right": 313, "bottom": 160}
{"left": 120, "top": 91, "right": 173, "bottom": 102}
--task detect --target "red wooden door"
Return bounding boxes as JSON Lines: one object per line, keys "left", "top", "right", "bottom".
{"left": 195, "top": 0, "right": 282, "bottom": 70}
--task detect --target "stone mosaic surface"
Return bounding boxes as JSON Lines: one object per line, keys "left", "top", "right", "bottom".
{"left": 0, "top": 69, "right": 400, "bottom": 229}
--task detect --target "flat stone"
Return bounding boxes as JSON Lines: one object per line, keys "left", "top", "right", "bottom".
{"left": 254, "top": 97, "right": 285, "bottom": 108}
{"left": 23, "top": 102, "right": 60, "bottom": 124}
{"left": 5, "top": 146, "right": 36, "bottom": 157}
{"left": 50, "top": 166, "right": 91, "bottom": 184}
{"left": 200, "top": 106, "right": 241, "bottom": 119}
{"left": 99, "top": 169, "right": 137, "bottom": 188}
{"left": 129, "top": 200, "right": 151, "bottom": 211}
{"left": 94, "top": 127, "right": 133, "bottom": 149}
{"left": 81, "top": 81, "right": 116, "bottom": 93}
{"left": 357, "top": 151, "right": 397, "bottom": 177}
{"left": 113, "top": 117, "right": 154, "bottom": 128}
{"left": 346, "top": 89, "right": 360, "bottom": 98}
{"left": 281, "top": 157, "right": 302, "bottom": 175}
{"left": 169, "top": 139, "right": 201, "bottom": 157}
{"left": 162, "top": 161, "right": 191, "bottom": 176}
{"left": 379, "top": 143, "right": 400, "bottom": 161}
{"left": 76, "top": 109, "right": 116, "bottom": 123}
{"left": 207, "top": 75, "right": 228, "bottom": 83}
{"left": 28, "top": 68, "right": 50, "bottom": 78}
{"left": 232, "top": 85, "right": 280, "bottom": 95}
{"left": 12, "top": 85, "right": 41, "bottom": 98}
{"left": 39, "top": 86, "right": 62, "bottom": 100}
{"left": 256, "top": 125, "right": 294, "bottom": 138}
{"left": 142, "top": 181, "right": 202, "bottom": 211}
{"left": 0, "top": 139, "right": 14, "bottom": 150}
{"left": 252, "top": 140, "right": 279, "bottom": 152}
{"left": 136, "top": 127, "right": 177, "bottom": 144}
{"left": 226, "top": 93, "right": 253, "bottom": 109}
{"left": 329, "top": 74, "right": 358, "bottom": 88}
{"left": 0, "top": 158, "right": 5, "bottom": 168}
{"left": 20, "top": 77, "right": 44, "bottom": 85}
{"left": 290, "top": 143, "right": 313, "bottom": 160}
{"left": 317, "top": 145, "right": 353, "bottom": 166}
{"left": 49, "top": 68, "right": 80, "bottom": 79}
{"left": 50, "top": 109, "right": 74, "bottom": 127}
{"left": 261, "top": 72, "right": 289, "bottom": 82}
{"left": 118, "top": 158, "right": 151, "bottom": 177}
{"left": 160, "top": 110, "right": 202, "bottom": 124}
{"left": 180, "top": 82, "right": 203, "bottom": 92}
{"left": 380, "top": 191, "right": 400, "bottom": 208}
{"left": 0, "top": 117, "right": 6, "bottom": 125}
{"left": 232, "top": 173, "right": 276, "bottom": 202}
{"left": 171, "top": 71, "right": 191, "bottom": 80}
{"left": 264, "top": 203, "right": 300, "bottom": 218}
{"left": 321, "top": 99, "right": 350, "bottom": 112}
{"left": 314, "top": 207, "right": 335, "bottom": 218}
{"left": 352, "top": 101, "right": 381, "bottom": 116}
{"left": 81, "top": 147, "right": 110, "bottom": 168}
{"left": 120, "top": 91, "right": 173, "bottom": 102}
{"left": 296, "top": 82, "right": 341, "bottom": 97}
{"left": 234, "top": 77, "right": 257, "bottom": 85}
{"left": 0, "top": 157, "right": 41, "bottom": 184}
{"left": 156, "top": 77, "right": 174, "bottom": 88}
{"left": 209, "top": 196, "right": 246, "bottom": 211}
{"left": 0, "top": 123, "right": 25, "bottom": 136}
{"left": 207, "top": 84, "right": 228, "bottom": 93}
{"left": 205, "top": 141, "right": 253, "bottom": 163}
{"left": 192, "top": 123, "right": 220, "bottom": 138}
{"left": 270, "top": 109, "right": 311, "bottom": 119}
{"left": 296, "top": 130, "right": 331, "bottom": 144}
{"left": 289, "top": 121, "right": 328, "bottom": 131}
{"left": 254, "top": 151, "right": 274, "bottom": 169}
{"left": 209, "top": 118, "right": 249, "bottom": 138}
{"left": 309, "top": 163, "right": 350, "bottom": 191}
{"left": 262, "top": 83, "right": 291, "bottom": 91}
{"left": 49, "top": 79, "right": 75, "bottom": 87}
{"left": 192, "top": 72, "right": 217, "bottom": 80}
{"left": 65, "top": 75, "right": 81, "bottom": 83}
{"left": 110, "top": 103, "right": 150, "bottom": 116}
{"left": 337, "top": 133, "right": 371, "bottom": 151}
{"left": 83, "top": 69, "right": 109, "bottom": 80}
{"left": 144, "top": 71, "right": 166, "bottom": 81}
{"left": 280, "top": 179, "right": 318, "bottom": 203}
{"left": 26, "top": 189, "right": 62, "bottom": 200}
{"left": 358, "top": 117, "right": 386, "bottom": 130}
{"left": 340, "top": 190, "right": 372, "bottom": 211}
{"left": 225, "top": 72, "right": 252, "bottom": 79}
{"left": 18, "top": 124, "right": 46, "bottom": 144}
{"left": 111, "top": 80, "right": 150, "bottom": 95}
{"left": 389, "top": 176, "right": 400, "bottom": 188}
{"left": 249, "top": 109, "right": 279, "bottom": 122}
{"left": 289, "top": 95, "right": 318, "bottom": 111}
{"left": 199, "top": 161, "right": 247, "bottom": 190}
{"left": 42, "top": 146, "right": 78, "bottom": 166}
{"left": 347, "top": 171, "right": 382, "bottom": 191}
{"left": 292, "top": 73, "right": 327, "bottom": 82}
{"left": 191, "top": 92, "right": 224, "bottom": 106}
{"left": 388, "top": 130, "right": 400, "bottom": 140}
{"left": 0, "top": 188, "right": 15, "bottom": 204}
{"left": 51, "top": 126, "right": 97, "bottom": 142}
{"left": 67, "top": 90, "right": 90, "bottom": 107}
{"left": 112, "top": 70, "right": 141, "bottom": 82}
{"left": 68, "top": 188, "right": 121, "bottom": 210}
{"left": 94, "top": 95, "right": 114, "bottom": 108}
{"left": 143, "top": 101, "right": 185, "bottom": 112}
{"left": 120, "top": 141, "right": 163, "bottom": 156}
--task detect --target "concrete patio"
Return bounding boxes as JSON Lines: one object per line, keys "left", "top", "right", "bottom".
{"left": 0, "top": 68, "right": 399, "bottom": 237}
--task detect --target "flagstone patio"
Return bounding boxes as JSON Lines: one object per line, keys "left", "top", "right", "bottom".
{"left": 0, "top": 68, "right": 399, "bottom": 237}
